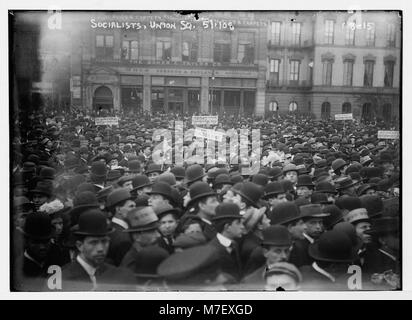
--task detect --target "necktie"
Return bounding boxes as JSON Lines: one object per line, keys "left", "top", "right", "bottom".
{"left": 90, "top": 270, "right": 97, "bottom": 291}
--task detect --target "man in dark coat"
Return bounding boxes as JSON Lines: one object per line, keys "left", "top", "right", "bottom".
{"left": 60, "top": 209, "right": 136, "bottom": 291}
{"left": 289, "top": 204, "right": 329, "bottom": 267}
{"left": 208, "top": 203, "right": 246, "bottom": 282}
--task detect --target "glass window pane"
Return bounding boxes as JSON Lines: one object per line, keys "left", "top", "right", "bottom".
{"left": 105, "top": 36, "right": 113, "bottom": 47}
{"left": 96, "top": 35, "right": 104, "bottom": 47}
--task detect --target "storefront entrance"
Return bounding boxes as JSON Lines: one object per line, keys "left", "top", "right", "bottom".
{"left": 93, "top": 86, "right": 113, "bottom": 112}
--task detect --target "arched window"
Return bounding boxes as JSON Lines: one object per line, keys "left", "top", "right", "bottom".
{"left": 342, "top": 102, "right": 351, "bottom": 114}
{"left": 269, "top": 101, "right": 278, "bottom": 112}
{"left": 321, "top": 102, "right": 331, "bottom": 120}
{"left": 289, "top": 101, "right": 298, "bottom": 112}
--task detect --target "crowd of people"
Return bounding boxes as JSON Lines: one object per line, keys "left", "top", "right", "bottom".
{"left": 11, "top": 108, "right": 400, "bottom": 291}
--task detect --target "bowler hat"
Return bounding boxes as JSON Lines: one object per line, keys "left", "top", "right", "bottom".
{"left": 311, "top": 193, "right": 333, "bottom": 205}
{"left": 131, "top": 175, "right": 153, "bottom": 192}
{"left": 117, "top": 175, "right": 134, "bottom": 187}
{"left": 308, "top": 230, "right": 358, "bottom": 263}
{"left": 261, "top": 225, "right": 293, "bottom": 247}
{"left": 322, "top": 205, "right": 344, "bottom": 229}
{"left": 157, "top": 172, "right": 177, "bottom": 186}
{"left": 187, "top": 181, "right": 217, "bottom": 208}
{"left": 335, "top": 196, "right": 362, "bottom": 212}
{"left": 125, "top": 206, "right": 159, "bottom": 232}
{"left": 213, "top": 174, "right": 233, "bottom": 188}
{"left": 262, "top": 182, "right": 285, "bottom": 199}
{"left": 357, "top": 184, "right": 377, "bottom": 196}
{"left": 268, "top": 167, "right": 283, "bottom": 180}
{"left": 30, "top": 181, "right": 53, "bottom": 198}
{"left": 185, "top": 164, "right": 206, "bottom": 185}
{"left": 90, "top": 161, "right": 107, "bottom": 178}
{"left": 251, "top": 174, "right": 268, "bottom": 187}
{"left": 145, "top": 163, "right": 163, "bottom": 175}
{"left": 364, "top": 217, "right": 399, "bottom": 236}
{"left": 154, "top": 203, "right": 182, "bottom": 219}
{"left": 296, "top": 175, "right": 314, "bottom": 188}
{"left": 23, "top": 212, "right": 53, "bottom": 240}
{"left": 332, "top": 159, "right": 347, "bottom": 172}
{"left": 300, "top": 204, "right": 330, "bottom": 220}
{"left": 234, "top": 182, "right": 263, "bottom": 208}
{"left": 127, "top": 160, "right": 142, "bottom": 173}
{"left": 38, "top": 166, "right": 56, "bottom": 180}
{"left": 335, "top": 177, "right": 357, "bottom": 190}
{"left": 107, "top": 170, "right": 122, "bottom": 182}
{"left": 269, "top": 202, "right": 300, "bottom": 226}
{"left": 147, "top": 181, "right": 174, "bottom": 202}
{"left": 72, "top": 209, "right": 115, "bottom": 236}
{"left": 170, "top": 166, "right": 185, "bottom": 179}
{"left": 212, "top": 202, "right": 242, "bottom": 221}
{"left": 283, "top": 164, "right": 298, "bottom": 174}
{"left": 106, "top": 188, "right": 133, "bottom": 208}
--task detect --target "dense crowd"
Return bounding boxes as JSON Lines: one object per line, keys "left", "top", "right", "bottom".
{"left": 11, "top": 108, "right": 400, "bottom": 291}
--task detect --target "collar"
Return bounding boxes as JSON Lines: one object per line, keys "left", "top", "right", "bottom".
{"left": 201, "top": 218, "right": 212, "bottom": 225}
{"left": 216, "top": 233, "right": 232, "bottom": 248}
{"left": 303, "top": 233, "right": 315, "bottom": 244}
{"left": 24, "top": 251, "right": 43, "bottom": 268}
{"left": 112, "top": 217, "right": 129, "bottom": 230}
{"left": 378, "top": 249, "right": 397, "bottom": 261}
{"left": 312, "top": 262, "right": 335, "bottom": 282}
{"left": 76, "top": 255, "right": 97, "bottom": 277}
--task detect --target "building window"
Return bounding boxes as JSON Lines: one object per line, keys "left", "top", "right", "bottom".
{"left": 324, "top": 20, "right": 334, "bottom": 44}
{"left": 366, "top": 22, "right": 375, "bottom": 46}
{"left": 269, "top": 59, "right": 280, "bottom": 85}
{"left": 384, "top": 61, "right": 395, "bottom": 87}
{"left": 289, "top": 101, "right": 298, "bottom": 112}
{"left": 289, "top": 60, "right": 300, "bottom": 83}
{"left": 237, "top": 32, "right": 255, "bottom": 64}
{"left": 342, "top": 102, "right": 352, "bottom": 114}
{"left": 322, "top": 60, "right": 333, "bottom": 86}
{"left": 291, "top": 22, "right": 301, "bottom": 46}
{"left": 96, "top": 35, "right": 114, "bottom": 59}
{"left": 343, "top": 60, "right": 354, "bottom": 86}
{"left": 364, "top": 61, "right": 374, "bottom": 87}
{"left": 345, "top": 26, "right": 355, "bottom": 46}
{"left": 214, "top": 32, "right": 231, "bottom": 63}
{"left": 182, "top": 41, "right": 198, "bottom": 62}
{"left": 121, "top": 40, "right": 139, "bottom": 60}
{"left": 156, "top": 40, "right": 172, "bottom": 61}
{"left": 269, "top": 101, "right": 278, "bottom": 112}
{"left": 271, "top": 22, "right": 281, "bottom": 45}
{"left": 321, "top": 102, "right": 331, "bottom": 120}
{"left": 387, "top": 24, "right": 396, "bottom": 47}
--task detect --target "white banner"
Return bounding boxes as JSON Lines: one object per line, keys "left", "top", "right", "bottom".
{"left": 192, "top": 116, "right": 218, "bottom": 126}
{"left": 194, "top": 128, "right": 225, "bottom": 142}
{"left": 335, "top": 113, "right": 353, "bottom": 121}
{"left": 94, "top": 117, "right": 119, "bottom": 126}
{"left": 377, "top": 130, "right": 399, "bottom": 139}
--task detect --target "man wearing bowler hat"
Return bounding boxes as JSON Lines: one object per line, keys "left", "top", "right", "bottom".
{"left": 208, "top": 203, "right": 246, "bottom": 282}
{"left": 300, "top": 230, "right": 359, "bottom": 291}
{"left": 60, "top": 209, "right": 135, "bottom": 291}
{"left": 147, "top": 181, "right": 174, "bottom": 211}
{"left": 177, "top": 181, "right": 219, "bottom": 241}
{"left": 296, "top": 174, "right": 315, "bottom": 200}
{"left": 105, "top": 188, "right": 136, "bottom": 266}
{"left": 262, "top": 182, "right": 288, "bottom": 211}
{"left": 335, "top": 176, "right": 358, "bottom": 197}
{"left": 241, "top": 225, "right": 294, "bottom": 290}
{"left": 289, "top": 204, "right": 330, "bottom": 267}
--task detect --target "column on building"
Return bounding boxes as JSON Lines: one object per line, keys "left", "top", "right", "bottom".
{"left": 200, "top": 76, "right": 210, "bottom": 114}
{"left": 143, "top": 74, "right": 151, "bottom": 112}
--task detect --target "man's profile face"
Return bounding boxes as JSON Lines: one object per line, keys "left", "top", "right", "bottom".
{"left": 76, "top": 236, "right": 110, "bottom": 267}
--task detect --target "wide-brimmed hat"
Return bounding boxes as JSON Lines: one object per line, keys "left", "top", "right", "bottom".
{"left": 125, "top": 206, "right": 159, "bottom": 232}
{"left": 269, "top": 202, "right": 301, "bottom": 226}
{"left": 212, "top": 202, "right": 242, "bottom": 221}
{"left": 72, "top": 209, "right": 115, "bottom": 236}
{"left": 186, "top": 181, "right": 217, "bottom": 208}
{"left": 262, "top": 182, "right": 285, "bottom": 200}
{"left": 308, "top": 230, "right": 359, "bottom": 263}
{"left": 335, "top": 177, "right": 357, "bottom": 190}
{"left": 146, "top": 181, "right": 174, "bottom": 202}
{"left": 300, "top": 204, "right": 330, "bottom": 220}
{"left": 234, "top": 182, "right": 263, "bottom": 209}
{"left": 261, "top": 225, "right": 293, "bottom": 247}
{"left": 106, "top": 188, "right": 133, "bottom": 208}
{"left": 22, "top": 212, "right": 53, "bottom": 240}
{"left": 344, "top": 208, "right": 370, "bottom": 225}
